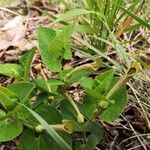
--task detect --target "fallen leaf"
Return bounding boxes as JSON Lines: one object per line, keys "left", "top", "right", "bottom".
{"left": 0, "top": 16, "right": 26, "bottom": 50}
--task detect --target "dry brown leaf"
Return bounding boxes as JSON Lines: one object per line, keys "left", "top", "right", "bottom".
{"left": 0, "top": 16, "right": 26, "bottom": 50}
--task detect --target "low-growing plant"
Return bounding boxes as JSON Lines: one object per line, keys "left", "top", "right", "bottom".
{"left": 0, "top": 24, "right": 144, "bottom": 149}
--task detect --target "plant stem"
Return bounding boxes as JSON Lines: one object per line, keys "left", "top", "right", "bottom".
{"left": 63, "top": 92, "right": 84, "bottom": 123}
{"left": 106, "top": 67, "right": 136, "bottom": 99}
{"left": 35, "top": 124, "right": 68, "bottom": 133}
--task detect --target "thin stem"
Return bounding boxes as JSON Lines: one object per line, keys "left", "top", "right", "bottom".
{"left": 63, "top": 92, "right": 84, "bottom": 123}
{"left": 64, "top": 92, "right": 81, "bottom": 115}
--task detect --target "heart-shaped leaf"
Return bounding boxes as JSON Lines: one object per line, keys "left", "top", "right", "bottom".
{"left": 48, "top": 24, "right": 75, "bottom": 58}
{"left": 0, "top": 64, "right": 23, "bottom": 79}
{"left": 28, "top": 104, "right": 62, "bottom": 127}
{"left": 19, "top": 129, "right": 72, "bottom": 150}
{"left": 0, "top": 118, "right": 23, "bottom": 142}
{"left": 8, "top": 82, "right": 35, "bottom": 101}
{"left": 8, "top": 82, "right": 35, "bottom": 119}
{"left": 37, "top": 27, "right": 62, "bottom": 72}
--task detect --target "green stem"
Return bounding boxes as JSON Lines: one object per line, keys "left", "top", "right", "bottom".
{"left": 106, "top": 67, "right": 136, "bottom": 99}
{"left": 35, "top": 124, "right": 69, "bottom": 133}
{"left": 63, "top": 92, "right": 84, "bottom": 123}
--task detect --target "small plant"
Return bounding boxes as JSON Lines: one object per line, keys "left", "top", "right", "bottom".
{"left": 0, "top": 24, "right": 144, "bottom": 149}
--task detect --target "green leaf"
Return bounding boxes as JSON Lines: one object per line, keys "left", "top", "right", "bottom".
{"left": 32, "top": 79, "right": 63, "bottom": 94}
{"left": 49, "top": 24, "right": 75, "bottom": 58}
{"left": 84, "top": 134, "right": 98, "bottom": 150}
{"left": 31, "top": 93, "right": 47, "bottom": 109}
{"left": 79, "top": 77, "right": 94, "bottom": 89}
{"left": 74, "top": 121, "right": 103, "bottom": 150}
{"left": 74, "top": 142, "right": 84, "bottom": 150}
{"left": 8, "top": 82, "right": 35, "bottom": 119}
{"left": 19, "top": 47, "right": 36, "bottom": 81}
{"left": 65, "top": 68, "right": 93, "bottom": 83}
{"left": 94, "top": 69, "right": 116, "bottom": 95}
{"left": 64, "top": 45, "right": 72, "bottom": 60}
{"left": 23, "top": 105, "right": 72, "bottom": 150}
{"left": 32, "top": 79, "right": 55, "bottom": 95}
{"left": 84, "top": 122, "right": 103, "bottom": 141}
{"left": 0, "top": 64, "right": 23, "bottom": 79}
{"left": 37, "top": 27, "right": 62, "bottom": 72}
{"left": 0, "top": 118, "right": 23, "bottom": 142}
{"left": 8, "top": 82, "right": 35, "bottom": 101}
{"left": 19, "top": 129, "right": 72, "bottom": 150}
{"left": 0, "top": 85, "right": 16, "bottom": 98}
{"left": 0, "top": 86, "right": 17, "bottom": 110}
{"left": 79, "top": 95, "right": 96, "bottom": 118}
{"left": 61, "top": 100, "right": 76, "bottom": 120}
{"left": 18, "top": 129, "right": 49, "bottom": 150}
{"left": 115, "top": 3, "right": 150, "bottom": 29}
{"left": 100, "top": 79, "right": 127, "bottom": 121}
{"left": 28, "top": 104, "right": 62, "bottom": 127}
{"left": 94, "top": 70, "right": 127, "bottom": 121}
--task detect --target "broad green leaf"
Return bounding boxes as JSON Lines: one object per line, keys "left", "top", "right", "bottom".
{"left": 8, "top": 82, "right": 35, "bottom": 119}
{"left": 28, "top": 104, "right": 62, "bottom": 127}
{"left": 19, "top": 129, "right": 40, "bottom": 150}
{"left": 84, "top": 122, "right": 103, "bottom": 141}
{"left": 100, "top": 79, "right": 127, "bottom": 121}
{"left": 32, "top": 79, "right": 55, "bottom": 94}
{"left": 64, "top": 68, "right": 93, "bottom": 83}
{"left": 94, "top": 69, "right": 116, "bottom": 95}
{"left": 74, "top": 121, "right": 103, "bottom": 149}
{"left": 19, "top": 129, "right": 72, "bottom": 150}
{"left": 94, "top": 70, "right": 127, "bottom": 121}
{"left": 79, "top": 77, "right": 94, "bottom": 89}
{"left": 0, "top": 88, "right": 17, "bottom": 110}
{"left": 61, "top": 100, "right": 76, "bottom": 120}
{"left": 79, "top": 95, "right": 96, "bottom": 118}
{"left": 84, "top": 88, "right": 109, "bottom": 101}
{"left": 79, "top": 89, "right": 109, "bottom": 118}
{"left": 31, "top": 93, "right": 47, "bottom": 109}
{"left": 0, "top": 85, "right": 16, "bottom": 98}
{"left": 49, "top": 24, "right": 75, "bottom": 58}
{"left": 19, "top": 47, "right": 36, "bottom": 81}
{"left": 37, "top": 27, "right": 62, "bottom": 72}
{"left": 84, "top": 134, "right": 99, "bottom": 150}
{"left": 0, "top": 118, "right": 23, "bottom": 142}
{"left": 0, "top": 64, "right": 23, "bottom": 78}
{"left": 23, "top": 105, "right": 72, "bottom": 150}
{"left": 74, "top": 142, "right": 84, "bottom": 150}
{"left": 8, "top": 82, "right": 35, "bottom": 101}
{"left": 32, "top": 79, "right": 63, "bottom": 94}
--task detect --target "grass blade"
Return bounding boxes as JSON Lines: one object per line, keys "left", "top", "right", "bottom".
{"left": 53, "top": 9, "right": 94, "bottom": 23}
{"left": 115, "top": 3, "right": 150, "bottom": 29}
